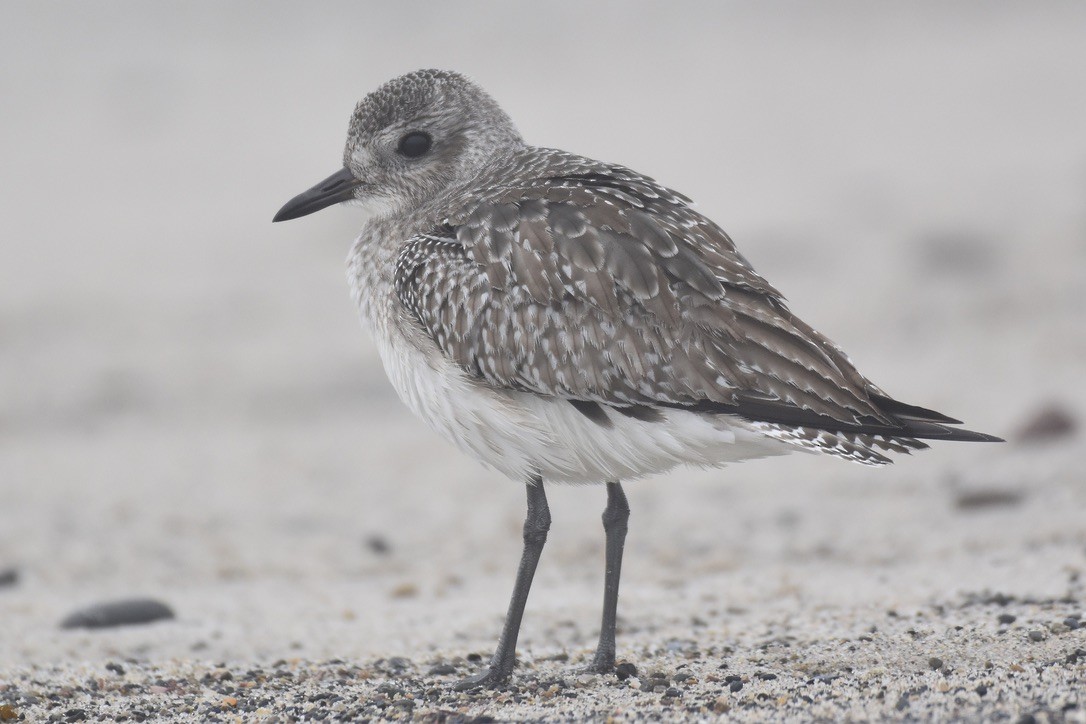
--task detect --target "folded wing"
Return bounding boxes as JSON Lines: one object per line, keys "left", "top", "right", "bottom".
{"left": 394, "top": 151, "right": 999, "bottom": 460}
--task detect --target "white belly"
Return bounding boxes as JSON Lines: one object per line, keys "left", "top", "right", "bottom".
{"left": 370, "top": 309, "right": 790, "bottom": 484}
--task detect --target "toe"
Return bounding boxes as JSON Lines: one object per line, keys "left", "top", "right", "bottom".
{"left": 453, "top": 667, "right": 509, "bottom": 690}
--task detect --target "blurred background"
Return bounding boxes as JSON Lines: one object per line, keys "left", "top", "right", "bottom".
{"left": 1, "top": 1, "right": 1084, "bottom": 666}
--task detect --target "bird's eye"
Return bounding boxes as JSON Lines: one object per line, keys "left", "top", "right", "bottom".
{"left": 397, "top": 131, "right": 432, "bottom": 158}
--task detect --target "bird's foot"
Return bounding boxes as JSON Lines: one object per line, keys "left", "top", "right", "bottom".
{"left": 453, "top": 665, "right": 511, "bottom": 691}
{"left": 580, "top": 654, "right": 615, "bottom": 675}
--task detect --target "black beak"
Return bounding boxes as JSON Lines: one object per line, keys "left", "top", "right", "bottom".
{"left": 272, "top": 167, "right": 363, "bottom": 222}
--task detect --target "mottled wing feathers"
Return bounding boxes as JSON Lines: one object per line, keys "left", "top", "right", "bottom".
{"left": 394, "top": 150, "right": 990, "bottom": 459}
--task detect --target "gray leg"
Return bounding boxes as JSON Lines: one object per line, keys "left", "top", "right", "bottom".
{"left": 455, "top": 477, "right": 551, "bottom": 690}
{"left": 587, "top": 481, "right": 630, "bottom": 673}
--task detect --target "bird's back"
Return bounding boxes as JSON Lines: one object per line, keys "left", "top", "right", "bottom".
{"left": 384, "top": 146, "right": 996, "bottom": 476}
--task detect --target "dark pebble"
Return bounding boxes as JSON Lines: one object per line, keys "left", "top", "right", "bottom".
{"left": 755, "top": 672, "right": 777, "bottom": 680}
{"left": 729, "top": 680, "right": 744, "bottom": 692}
{"left": 1017, "top": 715, "right": 1038, "bottom": 724}
{"left": 428, "top": 664, "right": 457, "bottom": 676}
{"left": 928, "top": 657, "right": 944, "bottom": 671}
{"left": 386, "top": 657, "right": 411, "bottom": 671}
{"left": 1064, "top": 617, "right": 1081, "bottom": 630}
{"left": 64, "top": 709, "right": 87, "bottom": 722}
{"left": 105, "top": 662, "right": 125, "bottom": 676}
{"left": 976, "top": 684, "right": 988, "bottom": 696}
{"left": 60, "top": 598, "right": 174, "bottom": 629}
{"left": 998, "top": 613, "right": 1016, "bottom": 625}
{"left": 1027, "top": 630, "right": 1045, "bottom": 642}
{"left": 466, "top": 653, "right": 483, "bottom": 662}
{"left": 365, "top": 535, "right": 391, "bottom": 555}
{"left": 614, "top": 662, "right": 637, "bottom": 681}
{"left": 1016, "top": 404, "right": 1076, "bottom": 443}
{"left": 808, "top": 675, "right": 839, "bottom": 685}
{"left": 664, "top": 687, "right": 681, "bottom": 698}
{"left": 954, "top": 490, "right": 1023, "bottom": 511}
{"left": 0, "top": 568, "right": 18, "bottom": 588}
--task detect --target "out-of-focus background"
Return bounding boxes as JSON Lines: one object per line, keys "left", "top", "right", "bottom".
{"left": 1, "top": 2, "right": 1084, "bottom": 720}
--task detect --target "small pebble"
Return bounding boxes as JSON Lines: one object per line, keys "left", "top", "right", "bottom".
{"left": 575, "top": 674, "right": 598, "bottom": 687}
{"left": 0, "top": 568, "right": 18, "bottom": 588}
{"left": 389, "top": 582, "right": 418, "bottom": 598}
{"left": 365, "top": 535, "right": 391, "bottom": 555}
{"left": 976, "top": 684, "right": 988, "bottom": 696}
{"left": 928, "top": 657, "right": 944, "bottom": 670}
{"left": 428, "top": 663, "right": 457, "bottom": 676}
{"left": 60, "top": 599, "right": 174, "bottom": 629}
{"left": 1064, "top": 617, "right": 1081, "bottom": 630}
{"left": 729, "top": 680, "right": 744, "bottom": 692}
{"left": 1027, "top": 630, "right": 1045, "bottom": 642}
{"left": 1016, "top": 404, "right": 1076, "bottom": 443}
{"left": 998, "top": 613, "right": 1016, "bottom": 625}
{"left": 954, "top": 489, "right": 1022, "bottom": 511}
{"left": 614, "top": 662, "right": 637, "bottom": 681}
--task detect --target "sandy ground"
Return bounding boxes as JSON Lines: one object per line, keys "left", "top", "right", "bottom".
{"left": 2, "top": 2, "right": 1085, "bottom": 721}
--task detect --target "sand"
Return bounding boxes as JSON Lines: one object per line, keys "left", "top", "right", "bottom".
{"left": 1, "top": 2, "right": 1085, "bottom": 721}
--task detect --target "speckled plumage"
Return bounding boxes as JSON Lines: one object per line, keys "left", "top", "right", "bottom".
{"left": 274, "top": 68, "right": 1001, "bottom": 689}
{"left": 323, "top": 70, "right": 994, "bottom": 480}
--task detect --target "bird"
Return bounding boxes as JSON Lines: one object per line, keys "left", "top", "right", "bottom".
{"left": 272, "top": 69, "right": 1001, "bottom": 689}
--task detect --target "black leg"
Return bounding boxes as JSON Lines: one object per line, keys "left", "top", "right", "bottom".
{"left": 455, "top": 476, "right": 551, "bottom": 690}
{"left": 586, "top": 481, "right": 630, "bottom": 673}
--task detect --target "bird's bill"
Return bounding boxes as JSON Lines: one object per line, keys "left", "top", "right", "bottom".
{"left": 272, "top": 167, "right": 363, "bottom": 222}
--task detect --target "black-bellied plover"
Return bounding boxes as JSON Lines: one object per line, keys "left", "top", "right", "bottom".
{"left": 273, "top": 69, "right": 1001, "bottom": 689}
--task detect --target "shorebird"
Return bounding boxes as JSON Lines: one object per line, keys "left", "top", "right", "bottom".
{"left": 273, "top": 69, "right": 1001, "bottom": 689}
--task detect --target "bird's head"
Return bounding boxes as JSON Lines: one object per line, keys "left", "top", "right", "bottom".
{"left": 273, "top": 69, "right": 523, "bottom": 223}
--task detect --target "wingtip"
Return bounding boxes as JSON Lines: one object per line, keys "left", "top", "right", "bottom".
{"left": 938, "top": 427, "right": 1005, "bottom": 443}
{"left": 870, "top": 394, "right": 963, "bottom": 424}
